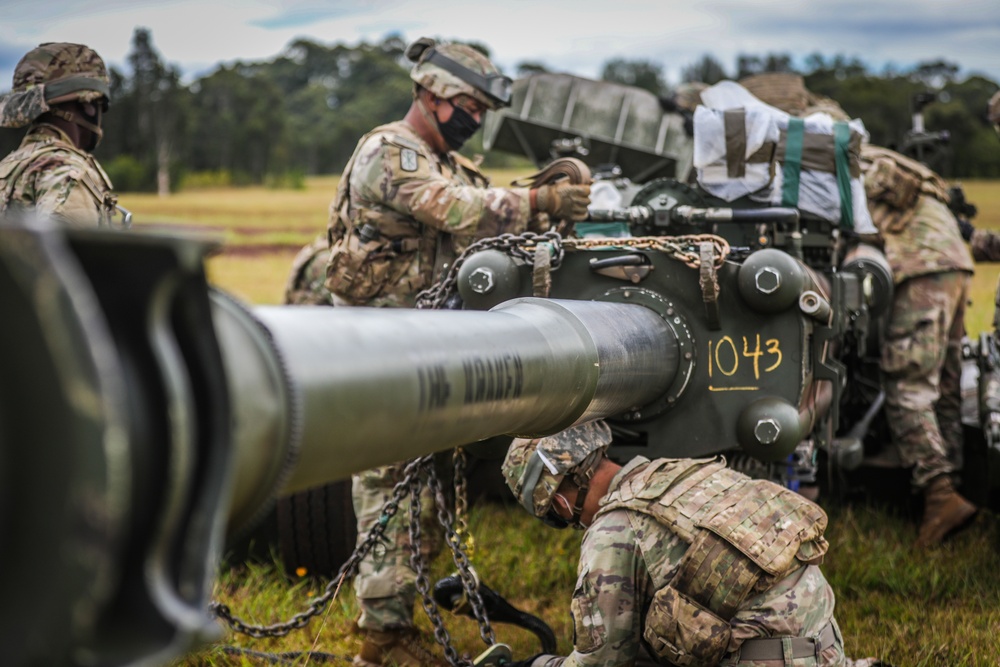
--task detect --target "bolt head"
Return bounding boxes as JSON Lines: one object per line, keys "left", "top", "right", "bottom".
{"left": 754, "top": 417, "right": 781, "bottom": 445}
{"left": 468, "top": 267, "right": 496, "bottom": 294}
{"left": 754, "top": 267, "right": 782, "bottom": 294}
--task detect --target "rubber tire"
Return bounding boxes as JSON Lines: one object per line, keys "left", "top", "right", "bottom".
{"left": 276, "top": 479, "right": 358, "bottom": 579}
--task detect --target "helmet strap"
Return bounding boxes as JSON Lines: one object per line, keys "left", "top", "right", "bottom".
{"left": 566, "top": 450, "right": 602, "bottom": 529}
{"left": 49, "top": 106, "right": 103, "bottom": 150}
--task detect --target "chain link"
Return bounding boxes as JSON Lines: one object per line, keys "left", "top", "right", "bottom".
{"left": 214, "top": 229, "right": 729, "bottom": 649}
{"left": 452, "top": 447, "right": 474, "bottom": 557}
{"left": 415, "top": 231, "right": 730, "bottom": 310}
{"left": 210, "top": 456, "right": 428, "bottom": 638}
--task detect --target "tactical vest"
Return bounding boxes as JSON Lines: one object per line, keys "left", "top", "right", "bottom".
{"left": 861, "top": 144, "right": 950, "bottom": 234}
{"left": 324, "top": 122, "right": 489, "bottom": 304}
{"left": 595, "top": 457, "right": 829, "bottom": 666}
{"left": 0, "top": 128, "right": 116, "bottom": 225}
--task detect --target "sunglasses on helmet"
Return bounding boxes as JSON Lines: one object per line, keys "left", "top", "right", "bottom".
{"left": 424, "top": 48, "right": 512, "bottom": 107}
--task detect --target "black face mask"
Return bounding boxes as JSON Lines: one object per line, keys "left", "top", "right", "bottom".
{"left": 437, "top": 104, "right": 480, "bottom": 150}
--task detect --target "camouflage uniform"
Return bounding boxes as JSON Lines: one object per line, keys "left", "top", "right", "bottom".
{"left": 970, "top": 229, "right": 1000, "bottom": 262}
{"left": 323, "top": 41, "right": 542, "bottom": 637}
{"left": 503, "top": 424, "right": 872, "bottom": 667}
{"left": 0, "top": 124, "right": 116, "bottom": 226}
{"left": 0, "top": 43, "right": 116, "bottom": 227}
{"left": 862, "top": 146, "right": 974, "bottom": 486}
{"left": 325, "top": 119, "right": 534, "bottom": 308}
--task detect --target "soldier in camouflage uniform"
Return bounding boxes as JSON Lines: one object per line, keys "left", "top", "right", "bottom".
{"left": 501, "top": 422, "right": 879, "bottom": 667}
{"left": 323, "top": 38, "right": 591, "bottom": 667}
{"left": 861, "top": 145, "right": 977, "bottom": 548}
{"left": 0, "top": 43, "right": 119, "bottom": 227}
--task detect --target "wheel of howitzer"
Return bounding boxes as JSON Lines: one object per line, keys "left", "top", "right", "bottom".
{"left": 276, "top": 480, "right": 358, "bottom": 579}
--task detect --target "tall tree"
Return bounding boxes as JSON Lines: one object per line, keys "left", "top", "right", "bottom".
{"left": 682, "top": 54, "right": 728, "bottom": 84}
{"left": 600, "top": 58, "right": 667, "bottom": 95}
{"left": 127, "top": 28, "right": 188, "bottom": 195}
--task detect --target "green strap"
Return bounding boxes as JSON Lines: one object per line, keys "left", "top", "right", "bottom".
{"left": 780, "top": 118, "right": 804, "bottom": 207}
{"left": 44, "top": 76, "right": 110, "bottom": 102}
{"left": 833, "top": 121, "right": 854, "bottom": 229}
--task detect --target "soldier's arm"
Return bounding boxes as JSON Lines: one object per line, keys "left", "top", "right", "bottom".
{"left": 530, "top": 511, "right": 650, "bottom": 667}
{"left": 356, "top": 136, "right": 533, "bottom": 238}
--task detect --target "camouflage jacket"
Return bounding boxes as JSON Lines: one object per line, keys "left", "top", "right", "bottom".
{"left": 0, "top": 123, "right": 116, "bottom": 226}
{"left": 876, "top": 194, "right": 974, "bottom": 284}
{"left": 860, "top": 145, "right": 972, "bottom": 283}
{"left": 534, "top": 457, "right": 835, "bottom": 667}
{"left": 325, "top": 120, "right": 534, "bottom": 307}
{"left": 971, "top": 228, "right": 1000, "bottom": 263}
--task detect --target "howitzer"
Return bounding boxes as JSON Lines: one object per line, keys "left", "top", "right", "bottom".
{"left": 0, "top": 212, "right": 852, "bottom": 665}
{"left": 477, "top": 71, "right": 1000, "bottom": 507}
{"left": 2, "top": 190, "right": 878, "bottom": 665}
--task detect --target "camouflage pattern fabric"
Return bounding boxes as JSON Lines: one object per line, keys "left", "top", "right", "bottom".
{"left": 352, "top": 464, "right": 443, "bottom": 631}
{"left": 408, "top": 39, "right": 507, "bottom": 111}
{"left": 971, "top": 228, "right": 1000, "bottom": 262}
{"left": 502, "top": 421, "right": 613, "bottom": 518}
{"left": 0, "top": 124, "right": 115, "bottom": 226}
{"left": 325, "top": 120, "right": 537, "bottom": 307}
{"left": 1, "top": 42, "right": 110, "bottom": 128}
{"left": 882, "top": 271, "right": 969, "bottom": 486}
{"left": 331, "top": 115, "right": 539, "bottom": 631}
{"left": 526, "top": 456, "right": 854, "bottom": 667}
{"left": 283, "top": 234, "right": 335, "bottom": 305}
{"left": 859, "top": 147, "right": 973, "bottom": 285}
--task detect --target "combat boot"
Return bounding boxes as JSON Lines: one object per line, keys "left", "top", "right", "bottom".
{"left": 915, "top": 475, "right": 977, "bottom": 548}
{"left": 353, "top": 627, "right": 449, "bottom": 667}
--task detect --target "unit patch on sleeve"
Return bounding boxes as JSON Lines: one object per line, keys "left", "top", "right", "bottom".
{"left": 400, "top": 148, "right": 419, "bottom": 172}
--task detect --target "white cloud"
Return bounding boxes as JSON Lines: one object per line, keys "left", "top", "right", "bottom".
{"left": 1, "top": 0, "right": 998, "bottom": 89}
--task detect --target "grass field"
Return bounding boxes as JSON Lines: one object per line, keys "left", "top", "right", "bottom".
{"left": 114, "top": 176, "right": 1000, "bottom": 667}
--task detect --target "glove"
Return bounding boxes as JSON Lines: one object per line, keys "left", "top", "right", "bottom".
{"left": 958, "top": 217, "right": 975, "bottom": 242}
{"left": 533, "top": 182, "right": 591, "bottom": 222}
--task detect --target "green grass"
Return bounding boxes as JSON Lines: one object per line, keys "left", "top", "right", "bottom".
{"left": 121, "top": 176, "right": 1000, "bottom": 666}
{"left": 177, "top": 501, "right": 1000, "bottom": 667}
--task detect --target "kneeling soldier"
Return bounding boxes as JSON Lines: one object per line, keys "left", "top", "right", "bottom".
{"left": 502, "top": 421, "right": 880, "bottom": 667}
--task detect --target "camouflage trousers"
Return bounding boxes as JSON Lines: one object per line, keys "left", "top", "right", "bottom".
{"left": 881, "top": 271, "right": 969, "bottom": 488}
{"left": 352, "top": 463, "right": 444, "bottom": 631}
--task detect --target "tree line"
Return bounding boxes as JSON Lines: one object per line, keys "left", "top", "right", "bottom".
{"left": 2, "top": 29, "right": 998, "bottom": 193}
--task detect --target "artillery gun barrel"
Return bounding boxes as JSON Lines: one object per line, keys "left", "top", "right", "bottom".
{"left": 0, "top": 219, "right": 679, "bottom": 667}
{"left": 221, "top": 295, "right": 677, "bottom": 524}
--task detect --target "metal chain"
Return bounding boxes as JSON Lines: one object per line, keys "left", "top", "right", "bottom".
{"left": 452, "top": 447, "right": 473, "bottom": 557}
{"left": 425, "top": 460, "right": 496, "bottom": 647}
{"left": 407, "top": 466, "right": 467, "bottom": 667}
{"left": 415, "top": 231, "right": 566, "bottom": 309}
{"left": 415, "top": 231, "right": 730, "bottom": 310}
{"left": 563, "top": 233, "right": 731, "bottom": 270}
{"left": 407, "top": 458, "right": 497, "bottom": 667}
{"left": 210, "top": 456, "right": 429, "bottom": 638}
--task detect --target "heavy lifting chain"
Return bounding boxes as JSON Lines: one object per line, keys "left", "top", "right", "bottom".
{"left": 409, "top": 457, "right": 497, "bottom": 666}
{"left": 210, "top": 456, "right": 428, "bottom": 638}
{"left": 415, "top": 230, "right": 730, "bottom": 310}
{"left": 213, "top": 448, "right": 491, "bottom": 659}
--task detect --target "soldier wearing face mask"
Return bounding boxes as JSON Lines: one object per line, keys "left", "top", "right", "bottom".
{"left": 322, "top": 37, "right": 592, "bottom": 667}
{"left": 0, "top": 42, "right": 121, "bottom": 228}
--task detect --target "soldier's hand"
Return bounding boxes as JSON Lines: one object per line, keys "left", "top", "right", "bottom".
{"left": 533, "top": 182, "right": 591, "bottom": 222}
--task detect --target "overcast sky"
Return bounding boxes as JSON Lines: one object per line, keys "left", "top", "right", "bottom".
{"left": 2, "top": 0, "right": 999, "bottom": 90}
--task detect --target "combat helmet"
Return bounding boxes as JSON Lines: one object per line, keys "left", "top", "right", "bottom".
{"left": 989, "top": 91, "right": 1000, "bottom": 135}
{"left": 502, "top": 420, "right": 612, "bottom": 528}
{"left": 405, "top": 37, "right": 512, "bottom": 110}
{"left": 0, "top": 42, "right": 111, "bottom": 129}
